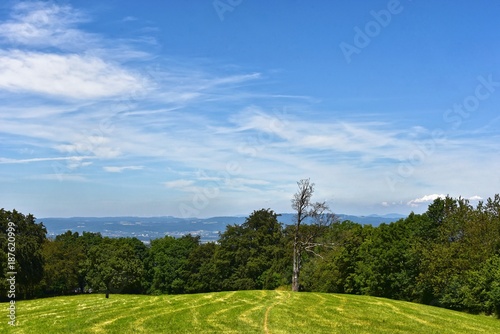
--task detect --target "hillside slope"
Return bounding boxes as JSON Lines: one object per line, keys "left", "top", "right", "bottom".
{"left": 2, "top": 291, "right": 500, "bottom": 333}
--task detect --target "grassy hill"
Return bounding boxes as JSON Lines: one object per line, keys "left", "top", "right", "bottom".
{"left": 2, "top": 290, "right": 500, "bottom": 333}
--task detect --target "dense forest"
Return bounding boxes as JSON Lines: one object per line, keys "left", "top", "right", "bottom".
{"left": 1, "top": 194, "right": 500, "bottom": 317}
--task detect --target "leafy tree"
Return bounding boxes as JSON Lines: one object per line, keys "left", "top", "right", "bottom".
{"left": 301, "top": 221, "right": 365, "bottom": 294}
{"left": 183, "top": 242, "right": 219, "bottom": 293}
{"left": 438, "top": 255, "right": 500, "bottom": 316}
{"left": 118, "top": 237, "right": 148, "bottom": 293}
{"left": 41, "top": 231, "right": 85, "bottom": 295}
{"left": 77, "top": 232, "right": 103, "bottom": 292}
{"left": 0, "top": 209, "right": 47, "bottom": 299}
{"left": 86, "top": 237, "right": 145, "bottom": 298}
{"left": 146, "top": 234, "right": 199, "bottom": 294}
{"left": 354, "top": 221, "right": 416, "bottom": 299}
{"left": 215, "top": 209, "right": 287, "bottom": 290}
{"left": 417, "top": 196, "right": 500, "bottom": 307}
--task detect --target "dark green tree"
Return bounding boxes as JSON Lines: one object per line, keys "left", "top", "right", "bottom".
{"left": 146, "top": 234, "right": 200, "bottom": 294}
{"left": 215, "top": 209, "right": 287, "bottom": 290}
{"left": 41, "top": 231, "right": 85, "bottom": 295}
{"left": 78, "top": 232, "right": 103, "bottom": 292}
{"left": 0, "top": 209, "right": 47, "bottom": 299}
{"left": 418, "top": 197, "right": 493, "bottom": 306}
{"left": 354, "top": 220, "right": 416, "bottom": 299}
{"left": 86, "top": 237, "right": 145, "bottom": 298}
{"left": 301, "top": 220, "right": 365, "bottom": 294}
{"left": 183, "top": 242, "right": 219, "bottom": 293}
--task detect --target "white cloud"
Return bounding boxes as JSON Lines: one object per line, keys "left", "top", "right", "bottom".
{"left": 0, "top": 50, "right": 147, "bottom": 99}
{"left": 0, "top": 2, "right": 151, "bottom": 100}
{"left": 164, "top": 179, "right": 195, "bottom": 189}
{"left": 56, "top": 137, "right": 122, "bottom": 159}
{"left": 0, "top": 156, "right": 93, "bottom": 164}
{"left": 407, "top": 194, "right": 446, "bottom": 207}
{"left": 0, "top": 1, "right": 95, "bottom": 50}
{"left": 103, "top": 166, "right": 144, "bottom": 173}
{"left": 122, "top": 16, "right": 138, "bottom": 22}
{"left": 224, "top": 109, "right": 406, "bottom": 162}
{"left": 28, "top": 173, "right": 87, "bottom": 182}
{"left": 405, "top": 195, "right": 483, "bottom": 209}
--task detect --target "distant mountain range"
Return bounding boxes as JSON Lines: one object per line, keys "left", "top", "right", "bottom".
{"left": 37, "top": 213, "right": 406, "bottom": 243}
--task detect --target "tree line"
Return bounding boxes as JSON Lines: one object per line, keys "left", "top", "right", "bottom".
{"left": 1, "top": 189, "right": 500, "bottom": 317}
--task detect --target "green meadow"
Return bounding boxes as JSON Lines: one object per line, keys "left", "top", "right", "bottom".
{"left": 2, "top": 290, "right": 500, "bottom": 333}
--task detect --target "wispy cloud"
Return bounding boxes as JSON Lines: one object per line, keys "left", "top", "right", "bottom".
{"left": 28, "top": 173, "right": 88, "bottom": 182}
{"left": 103, "top": 166, "right": 144, "bottom": 173}
{"left": 122, "top": 16, "right": 138, "bottom": 22}
{"left": 0, "top": 1, "right": 151, "bottom": 100}
{"left": 164, "top": 180, "right": 195, "bottom": 189}
{"left": 0, "top": 156, "right": 93, "bottom": 164}
{"left": 0, "top": 50, "right": 148, "bottom": 99}
{"left": 0, "top": 1, "right": 95, "bottom": 50}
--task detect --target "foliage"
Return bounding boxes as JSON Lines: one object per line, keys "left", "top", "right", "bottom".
{"left": 214, "top": 209, "right": 287, "bottom": 290}
{"left": 145, "top": 234, "right": 199, "bottom": 294}
{"left": 0, "top": 209, "right": 47, "bottom": 300}
{"left": 300, "top": 195, "right": 500, "bottom": 316}
{"left": 301, "top": 220, "right": 365, "bottom": 293}
{"left": 183, "top": 241, "right": 219, "bottom": 293}
{"left": 41, "top": 231, "right": 85, "bottom": 295}
{"left": 85, "top": 237, "right": 146, "bottom": 297}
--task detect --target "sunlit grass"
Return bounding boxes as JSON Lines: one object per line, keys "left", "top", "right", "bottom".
{"left": 2, "top": 291, "right": 500, "bottom": 333}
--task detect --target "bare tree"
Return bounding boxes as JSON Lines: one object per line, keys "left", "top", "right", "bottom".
{"left": 291, "top": 178, "right": 332, "bottom": 292}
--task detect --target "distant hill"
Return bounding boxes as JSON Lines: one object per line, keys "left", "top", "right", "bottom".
{"left": 38, "top": 213, "right": 405, "bottom": 243}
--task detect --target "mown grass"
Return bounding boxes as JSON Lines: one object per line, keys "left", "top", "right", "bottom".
{"left": 2, "top": 290, "right": 500, "bottom": 333}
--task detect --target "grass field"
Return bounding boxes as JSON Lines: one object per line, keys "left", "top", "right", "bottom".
{"left": 2, "top": 290, "right": 500, "bottom": 333}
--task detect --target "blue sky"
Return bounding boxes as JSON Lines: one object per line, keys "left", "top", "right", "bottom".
{"left": 1, "top": 0, "right": 499, "bottom": 218}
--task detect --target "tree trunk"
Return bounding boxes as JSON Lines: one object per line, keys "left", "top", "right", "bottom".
{"left": 290, "top": 178, "right": 330, "bottom": 292}
{"left": 292, "top": 239, "right": 300, "bottom": 292}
